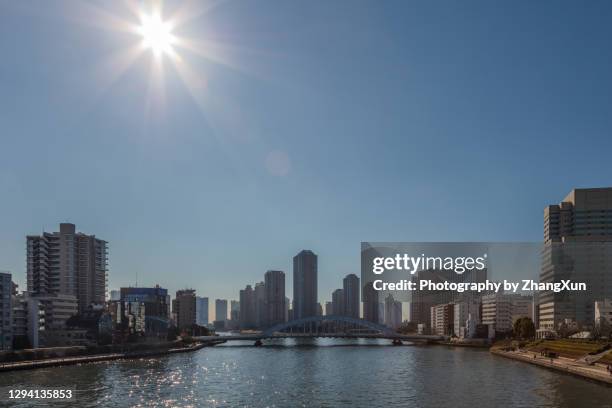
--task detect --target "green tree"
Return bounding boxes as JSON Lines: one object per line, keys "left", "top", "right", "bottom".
{"left": 513, "top": 317, "right": 535, "bottom": 340}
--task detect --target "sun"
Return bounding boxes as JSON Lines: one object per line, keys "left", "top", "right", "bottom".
{"left": 138, "top": 13, "right": 175, "bottom": 57}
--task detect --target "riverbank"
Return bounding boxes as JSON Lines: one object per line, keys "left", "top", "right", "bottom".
{"left": 491, "top": 348, "right": 612, "bottom": 385}
{"left": 0, "top": 341, "right": 222, "bottom": 372}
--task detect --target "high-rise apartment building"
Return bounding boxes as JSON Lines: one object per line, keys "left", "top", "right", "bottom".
{"left": 196, "top": 296, "right": 209, "bottom": 326}
{"left": 539, "top": 188, "right": 612, "bottom": 331}
{"left": 293, "top": 250, "right": 318, "bottom": 319}
{"left": 230, "top": 300, "right": 240, "bottom": 322}
{"left": 27, "top": 223, "right": 107, "bottom": 315}
{"left": 254, "top": 282, "right": 266, "bottom": 328}
{"left": 215, "top": 299, "right": 228, "bottom": 323}
{"left": 264, "top": 270, "right": 285, "bottom": 328}
{"left": 332, "top": 289, "right": 345, "bottom": 316}
{"left": 173, "top": 289, "right": 196, "bottom": 330}
{"left": 1, "top": 272, "right": 13, "bottom": 350}
{"left": 430, "top": 303, "right": 454, "bottom": 336}
{"left": 325, "top": 301, "right": 333, "bottom": 316}
{"left": 343, "top": 274, "right": 360, "bottom": 319}
{"left": 239, "top": 285, "right": 255, "bottom": 329}
{"left": 362, "top": 281, "right": 380, "bottom": 323}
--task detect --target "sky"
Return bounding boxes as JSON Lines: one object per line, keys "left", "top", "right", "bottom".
{"left": 1, "top": 1, "right": 612, "bottom": 318}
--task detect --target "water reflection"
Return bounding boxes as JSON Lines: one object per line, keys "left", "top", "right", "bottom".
{"left": 0, "top": 340, "right": 610, "bottom": 407}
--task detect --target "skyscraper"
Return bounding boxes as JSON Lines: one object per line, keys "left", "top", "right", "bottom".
{"left": 215, "top": 299, "right": 228, "bottom": 322}
{"left": 343, "top": 274, "right": 360, "bottom": 319}
{"left": 539, "top": 187, "right": 612, "bottom": 332}
{"left": 173, "top": 289, "right": 196, "bottom": 330}
{"left": 196, "top": 296, "right": 209, "bottom": 326}
{"left": 230, "top": 300, "right": 240, "bottom": 322}
{"left": 332, "top": 289, "right": 345, "bottom": 316}
{"left": 0, "top": 272, "right": 13, "bottom": 350}
{"left": 362, "top": 281, "right": 379, "bottom": 323}
{"left": 293, "top": 250, "right": 318, "bottom": 319}
{"left": 120, "top": 286, "right": 169, "bottom": 337}
{"left": 27, "top": 223, "right": 107, "bottom": 314}
{"left": 264, "top": 270, "right": 285, "bottom": 328}
{"left": 254, "top": 282, "right": 266, "bottom": 328}
{"left": 239, "top": 285, "right": 255, "bottom": 329}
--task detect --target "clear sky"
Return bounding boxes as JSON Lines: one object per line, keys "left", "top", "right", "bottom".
{"left": 1, "top": 1, "right": 612, "bottom": 316}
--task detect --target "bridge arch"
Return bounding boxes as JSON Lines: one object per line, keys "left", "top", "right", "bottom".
{"left": 263, "top": 315, "right": 394, "bottom": 337}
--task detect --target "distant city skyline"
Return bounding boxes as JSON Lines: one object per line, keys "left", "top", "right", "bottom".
{"left": 3, "top": 1, "right": 612, "bottom": 304}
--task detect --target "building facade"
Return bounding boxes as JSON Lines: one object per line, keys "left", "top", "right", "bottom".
{"left": 430, "top": 303, "right": 454, "bottom": 336}
{"left": 264, "top": 270, "right": 285, "bottom": 328}
{"left": 173, "top": 289, "right": 196, "bottom": 330}
{"left": 27, "top": 223, "right": 107, "bottom": 315}
{"left": 293, "top": 250, "right": 318, "bottom": 319}
{"left": 482, "top": 294, "right": 533, "bottom": 334}
{"left": 120, "top": 286, "right": 169, "bottom": 337}
{"left": 332, "top": 289, "right": 345, "bottom": 316}
{"left": 196, "top": 296, "right": 209, "bottom": 326}
{"left": 343, "top": 274, "right": 360, "bottom": 319}
{"left": 215, "top": 299, "right": 228, "bottom": 323}
{"left": 384, "top": 294, "right": 402, "bottom": 329}
{"left": 539, "top": 188, "right": 612, "bottom": 331}
{"left": 1, "top": 272, "right": 13, "bottom": 350}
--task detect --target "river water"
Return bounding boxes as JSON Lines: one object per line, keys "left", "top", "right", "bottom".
{"left": 0, "top": 339, "right": 610, "bottom": 407}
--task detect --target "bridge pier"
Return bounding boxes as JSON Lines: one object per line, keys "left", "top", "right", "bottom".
{"left": 254, "top": 340, "right": 263, "bottom": 347}
{"left": 392, "top": 339, "right": 403, "bottom": 346}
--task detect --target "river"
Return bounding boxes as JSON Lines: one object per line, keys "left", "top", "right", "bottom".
{"left": 0, "top": 339, "right": 610, "bottom": 407}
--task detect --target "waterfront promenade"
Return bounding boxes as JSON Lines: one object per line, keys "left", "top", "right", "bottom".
{"left": 491, "top": 348, "right": 612, "bottom": 385}
{"left": 0, "top": 342, "right": 214, "bottom": 372}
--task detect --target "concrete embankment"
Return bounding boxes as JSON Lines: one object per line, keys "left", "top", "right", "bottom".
{"left": 0, "top": 342, "right": 218, "bottom": 372}
{"left": 491, "top": 349, "right": 612, "bottom": 386}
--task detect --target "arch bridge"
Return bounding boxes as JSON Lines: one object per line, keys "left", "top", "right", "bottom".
{"left": 194, "top": 315, "right": 443, "bottom": 346}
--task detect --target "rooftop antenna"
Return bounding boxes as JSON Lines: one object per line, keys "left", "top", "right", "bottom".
{"left": 136, "top": 271, "right": 139, "bottom": 287}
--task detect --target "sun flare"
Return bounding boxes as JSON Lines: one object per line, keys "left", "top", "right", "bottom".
{"left": 138, "top": 13, "right": 175, "bottom": 57}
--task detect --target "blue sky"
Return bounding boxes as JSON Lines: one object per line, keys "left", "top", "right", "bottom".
{"left": 1, "top": 1, "right": 612, "bottom": 312}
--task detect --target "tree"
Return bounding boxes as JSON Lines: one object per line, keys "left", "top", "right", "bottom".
{"left": 513, "top": 317, "right": 535, "bottom": 340}
{"left": 397, "top": 321, "right": 418, "bottom": 334}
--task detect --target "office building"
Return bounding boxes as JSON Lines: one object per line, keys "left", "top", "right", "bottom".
{"left": 120, "top": 286, "right": 169, "bottom": 337}
{"left": 1, "top": 272, "right": 13, "bottom": 350}
{"left": 196, "top": 296, "right": 209, "bottom": 326}
{"left": 27, "top": 223, "right": 107, "bottom": 314}
{"left": 110, "top": 290, "right": 120, "bottom": 301}
{"left": 343, "top": 274, "right": 360, "bottom": 319}
{"left": 173, "top": 289, "right": 196, "bottom": 330}
{"left": 293, "top": 250, "right": 318, "bottom": 319}
{"left": 539, "top": 188, "right": 612, "bottom": 331}
{"left": 264, "top": 270, "right": 285, "bottom": 327}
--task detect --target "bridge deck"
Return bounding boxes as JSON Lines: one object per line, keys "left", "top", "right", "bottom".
{"left": 194, "top": 333, "right": 443, "bottom": 342}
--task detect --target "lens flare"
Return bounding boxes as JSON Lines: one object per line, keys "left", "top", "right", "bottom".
{"left": 138, "top": 13, "right": 175, "bottom": 57}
